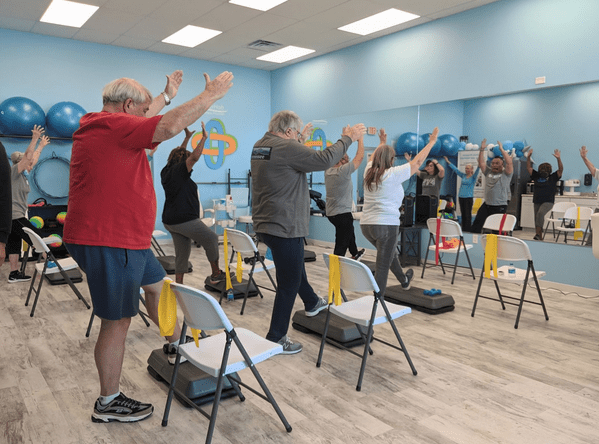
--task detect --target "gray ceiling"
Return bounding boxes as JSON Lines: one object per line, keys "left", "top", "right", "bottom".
{"left": 0, "top": 0, "right": 500, "bottom": 71}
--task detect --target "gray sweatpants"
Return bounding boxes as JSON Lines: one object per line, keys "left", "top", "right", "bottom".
{"left": 164, "top": 218, "right": 219, "bottom": 274}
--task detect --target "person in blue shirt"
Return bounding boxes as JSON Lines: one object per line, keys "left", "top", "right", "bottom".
{"left": 444, "top": 156, "right": 480, "bottom": 232}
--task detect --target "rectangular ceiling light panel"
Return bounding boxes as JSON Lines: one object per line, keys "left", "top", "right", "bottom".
{"left": 163, "top": 25, "right": 222, "bottom": 48}
{"left": 257, "top": 45, "right": 315, "bottom": 63}
{"left": 40, "top": 0, "right": 99, "bottom": 28}
{"left": 229, "top": 0, "right": 288, "bottom": 12}
{"left": 339, "top": 8, "right": 419, "bottom": 36}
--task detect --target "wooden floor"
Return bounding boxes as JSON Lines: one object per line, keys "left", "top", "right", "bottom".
{"left": 1, "top": 239, "right": 599, "bottom": 444}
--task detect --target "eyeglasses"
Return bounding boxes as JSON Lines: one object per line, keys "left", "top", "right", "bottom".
{"left": 289, "top": 127, "right": 302, "bottom": 141}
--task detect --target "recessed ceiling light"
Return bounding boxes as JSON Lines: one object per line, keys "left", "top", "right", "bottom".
{"left": 229, "top": 0, "right": 288, "bottom": 12}
{"left": 40, "top": 0, "right": 99, "bottom": 28}
{"left": 162, "top": 25, "right": 222, "bottom": 48}
{"left": 257, "top": 45, "right": 315, "bottom": 64}
{"left": 338, "top": 8, "right": 419, "bottom": 36}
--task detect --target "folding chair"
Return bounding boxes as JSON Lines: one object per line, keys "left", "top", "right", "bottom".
{"left": 543, "top": 201, "right": 576, "bottom": 240}
{"left": 221, "top": 228, "right": 276, "bottom": 315}
{"left": 162, "top": 282, "right": 292, "bottom": 444}
{"left": 555, "top": 206, "right": 593, "bottom": 244}
{"left": 85, "top": 289, "right": 151, "bottom": 337}
{"left": 421, "top": 218, "right": 475, "bottom": 284}
{"left": 316, "top": 254, "right": 417, "bottom": 391}
{"left": 471, "top": 235, "right": 549, "bottom": 329}
{"left": 22, "top": 227, "right": 90, "bottom": 317}
{"left": 482, "top": 213, "right": 517, "bottom": 236}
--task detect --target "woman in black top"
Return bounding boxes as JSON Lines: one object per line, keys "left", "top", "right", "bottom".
{"left": 161, "top": 123, "right": 227, "bottom": 284}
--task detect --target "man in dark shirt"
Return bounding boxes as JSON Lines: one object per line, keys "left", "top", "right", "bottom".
{"left": 0, "top": 142, "right": 11, "bottom": 268}
{"left": 526, "top": 148, "right": 563, "bottom": 240}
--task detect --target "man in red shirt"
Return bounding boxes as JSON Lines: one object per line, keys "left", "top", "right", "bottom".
{"left": 64, "top": 70, "right": 233, "bottom": 423}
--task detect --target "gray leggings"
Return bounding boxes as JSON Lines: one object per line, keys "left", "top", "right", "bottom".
{"left": 360, "top": 224, "right": 407, "bottom": 297}
{"left": 164, "top": 218, "right": 219, "bottom": 274}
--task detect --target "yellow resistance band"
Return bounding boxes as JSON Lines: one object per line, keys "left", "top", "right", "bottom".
{"left": 484, "top": 234, "right": 498, "bottom": 279}
{"left": 328, "top": 255, "right": 342, "bottom": 306}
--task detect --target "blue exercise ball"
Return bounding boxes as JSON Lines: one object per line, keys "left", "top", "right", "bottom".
{"left": 438, "top": 134, "right": 459, "bottom": 156}
{"left": 457, "top": 141, "right": 466, "bottom": 151}
{"left": 46, "top": 101, "right": 87, "bottom": 138}
{"left": 502, "top": 140, "right": 514, "bottom": 152}
{"left": 423, "top": 132, "right": 443, "bottom": 156}
{"left": 395, "top": 132, "right": 425, "bottom": 155}
{"left": 0, "top": 97, "right": 46, "bottom": 135}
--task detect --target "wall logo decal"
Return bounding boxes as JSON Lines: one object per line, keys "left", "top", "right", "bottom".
{"left": 191, "top": 119, "right": 238, "bottom": 170}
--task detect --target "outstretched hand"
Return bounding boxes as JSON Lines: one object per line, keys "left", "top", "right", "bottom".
{"left": 553, "top": 149, "right": 560, "bottom": 159}
{"left": 429, "top": 127, "right": 439, "bottom": 144}
{"left": 31, "top": 124, "right": 44, "bottom": 140}
{"left": 378, "top": 128, "right": 387, "bottom": 145}
{"left": 165, "top": 70, "right": 183, "bottom": 99}
{"left": 580, "top": 146, "right": 588, "bottom": 158}
{"left": 299, "top": 123, "right": 313, "bottom": 144}
{"left": 204, "top": 71, "right": 234, "bottom": 101}
{"left": 346, "top": 123, "right": 366, "bottom": 142}
{"left": 404, "top": 152, "right": 412, "bottom": 161}
{"left": 39, "top": 135, "right": 50, "bottom": 148}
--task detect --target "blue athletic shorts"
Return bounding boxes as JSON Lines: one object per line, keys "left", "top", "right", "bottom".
{"left": 65, "top": 243, "right": 165, "bottom": 321}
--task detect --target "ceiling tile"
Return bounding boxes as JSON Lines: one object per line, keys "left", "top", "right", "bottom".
{"left": 0, "top": 16, "right": 35, "bottom": 32}
{"left": 80, "top": 8, "right": 143, "bottom": 34}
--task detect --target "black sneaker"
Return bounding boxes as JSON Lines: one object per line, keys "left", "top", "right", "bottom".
{"left": 533, "top": 234, "right": 542, "bottom": 241}
{"left": 305, "top": 297, "right": 328, "bottom": 317}
{"left": 276, "top": 335, "right": 302, "bottom": 354}
{"left": 92, "top": 393, "right": 153, "bottom": 423}
{"left": 209, "top": 270, "right": 234, "bottom": 285}
{"left": 162, "top": 335, "right": 195, "bottom": 365}
{"left": 8, "top": 271, "right": 32, "bottom": 283}
{"left": 401, "top": 269, "right": 414, "bottom": 291}
{"left": 351, "top": 248, "right": 366, "bottom": 261}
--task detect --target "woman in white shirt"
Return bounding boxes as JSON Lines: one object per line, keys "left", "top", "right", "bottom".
{"left": 360, "top": 127, "right": 439, "bottom": 295}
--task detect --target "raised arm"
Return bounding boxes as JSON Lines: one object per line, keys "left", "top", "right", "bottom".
{"left": 18, "top": 125, "right": 43, "bottom": 173}
{"left": 147, "top": 70, "right": 183, "bottom": 118}
{"left": 153, "top": 71, "right": 233, "bottom": 143}
{"left": 409, "top": 128, "right": 439, "bottom": 175}
{"left": 526, "top": 148, "right": 534, "bottom": 175}
{"left": 498, "top": 141, "right": 513, "bottom": 175}
{"left": 377, "top": 128, "right": 387, "bottom": 148}
{"left": 29, "top": 135, "right": 50, "bottom": 171}
{"left": 553, "top": 149, "right": 563, "bottom": 178}
{"left": 444, "top": 156, "right": 464, "bottom": 178}
{"left": 433, "top": 158, "right": 445, "bottom": 178}
{"left": 186, "top": 123, "right": 206, "bottom": 171}
{"left": 351, "top": 134, "right": 365, "bottom": 170}
{"left": 478, "top": 138, "right": 488, "bottom": 173}
{"left": 580, "top": 146, "right": 596, "bottom": 176}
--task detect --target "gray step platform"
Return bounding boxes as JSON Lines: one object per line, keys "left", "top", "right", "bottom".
{"left": 45, "top": 267, "right": 83, "bottom": 285}
{"left": 291, "top": 310, "right": 364, "bottom": 348}
{"left": 147, "top": 348, "right": 238, "bottom": 407}
{"left": 360, "top": 260, "right": 454, "bottom": 314}
{"left": 156, "top": 255, "right": 193, "bottom": 274}
{"left": 204, "top": 277, "right": 259, "bottom": 300}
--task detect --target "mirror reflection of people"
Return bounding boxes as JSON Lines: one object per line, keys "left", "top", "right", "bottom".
{"left": 444, "top": 156, "right": 480, "bottom": 232}
{"left": 470, "top": 139, "right": 513, "bottom": 233}
{"left": 526, "top": 148, "right": 563, "bottom": 240}
{"left": 251, "top": 110, "right": 366, "bottom": 355}
{"left": 418, "top": 158, "right": 444, "bottom": 199}
{"left": 580, "top": 146, "right": 599, "bottom": 246}
{"left": 325, "top": 131, "right": 365, "bottom": 260}
{"left": 7, "top": 125, "right": 50, "bottom": 283}
{"left": 361, "top": 127, "right": 439, "bottom": 297}
{"left": 161, "top": 123, "right": 228, "bottom": 285}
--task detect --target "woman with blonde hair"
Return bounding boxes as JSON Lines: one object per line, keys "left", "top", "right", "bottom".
{"left": 360, "top": 127, "right": 439, "bottom": 295}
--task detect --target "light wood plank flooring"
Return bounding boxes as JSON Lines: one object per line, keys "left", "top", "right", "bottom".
{"left": 1, "top": 240, "right": 598, "bottom": 444}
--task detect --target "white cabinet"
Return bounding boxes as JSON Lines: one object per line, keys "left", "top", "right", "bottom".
{"left": 520, "top": 195, "right": 596, "bottom": 229}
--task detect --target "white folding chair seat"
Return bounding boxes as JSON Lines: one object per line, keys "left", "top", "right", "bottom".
{"left": 543, "top": 201, "right": 576, "bottom": 240}
{"left": 22, "top": 227, "right": 90, "bottom": 317}
{"left": 222, "top": 228, "right": 276, "bottom": 314}
{"left": 421, "top": 218, "right": 475, "bottom": 284}
{"left": 482, "top": 213, "right": 517, "bottom": 236}
{"left": 316, "top": 254, "right": 417, "bottom": 391}
{"left": 555, "top": 206, "right": 593, "bottom": 245}
{"left": 471, "top": 235, "right": 548, "bottom": 329}
{"left": 162, "top": 282, "right": 292, "bottom": 444}
{"left": 592, "top": 213, "right": 599, "bottom": 259}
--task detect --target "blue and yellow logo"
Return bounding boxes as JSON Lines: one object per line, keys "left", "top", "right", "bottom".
{"left": 304, "top": 128, "right": 332, "bottom": 151}
{"left": 191, "top": 119, "right": 238, "bottom": 170}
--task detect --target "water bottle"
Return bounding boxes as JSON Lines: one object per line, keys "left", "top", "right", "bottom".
{"left": 227, "top": 287, "right": 235, "bottom": 302}
{"left": 508, "top": 263, "right": 516, "bottom": 276}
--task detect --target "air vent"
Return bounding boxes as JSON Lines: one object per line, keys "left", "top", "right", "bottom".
{"left": 247, "top": 39, "right": 283, "bottom": 51}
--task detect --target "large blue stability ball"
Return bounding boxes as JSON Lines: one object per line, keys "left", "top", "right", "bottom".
{"left": 395, "top": 132, "right": 425, "bottom": 155}
{"left": 422, "top": 132, "right": 443, "bottom": 156}
{"left": 438, "top": 134, "right": 460, "bottom": 157}
{"left": 0, "top": 97, "right": 46, "bottom": 135}
{"left": 46, "top": 101, "right": 87, "bottom": 138}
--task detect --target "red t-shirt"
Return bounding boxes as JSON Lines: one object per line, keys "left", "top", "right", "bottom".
{"left": 63, "top": 112, "right": 162, "bottom": 249}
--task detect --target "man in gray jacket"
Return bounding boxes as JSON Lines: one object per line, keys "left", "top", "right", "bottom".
{"left": 251, "top": 110, "right": 365, "bottom": 354}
